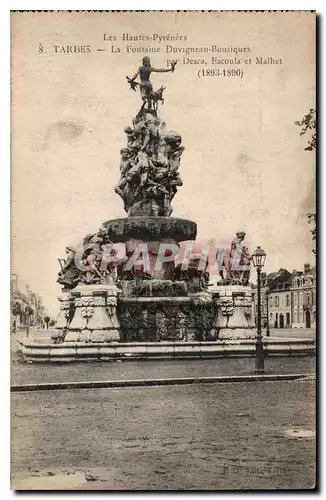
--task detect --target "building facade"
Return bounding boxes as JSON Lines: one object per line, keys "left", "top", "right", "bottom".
{"left": 291, "top": 264, "right": 316, "bottom": 329}
{"left": 253, "top": 264, "right": 316, "bottom": 330}
{"left": 253, "top": 268, "right": 292, "bottom": 328}
{"left": 268, "top": 283, "right": 292, "bottom": 329}
{"left": 11, "top": 274, "right": 47, "bottom": 329}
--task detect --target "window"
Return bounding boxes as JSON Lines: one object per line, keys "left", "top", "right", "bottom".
{"left": 286, "top": 295, "right": 290, "bottom": 307}
{"left": 307, "top": 294, "right": 310, "bottom": 305}
{"left": 286, "top": 312, "right": 290, "bottom": 325}
{"left": 275, "top": 296, "right": 279, "bottom": 307}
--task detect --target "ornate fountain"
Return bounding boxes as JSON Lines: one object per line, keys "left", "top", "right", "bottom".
{"left": 51, "top": 58, "right": 256, "bottom": 348}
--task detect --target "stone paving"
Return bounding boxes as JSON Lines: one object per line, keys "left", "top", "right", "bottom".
{"left": 11, "top": 328, "right": 316, "bottom": 490}
{"left": 11, "top": 353, "right": 315, "bottom": 386}
{"left": 11, "top": 379, "right": 316, "bottom": 490}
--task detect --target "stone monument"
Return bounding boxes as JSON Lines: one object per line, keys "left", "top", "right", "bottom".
{"left": 211, "top": 231, "right": 256, "bottom": 339}
{"left": 51, "top": 57, "right": 255, "bottom": 345}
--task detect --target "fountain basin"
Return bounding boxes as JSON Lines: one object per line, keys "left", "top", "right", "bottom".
{"left": 102, "top": 217, "right": 197, "bottom": 243}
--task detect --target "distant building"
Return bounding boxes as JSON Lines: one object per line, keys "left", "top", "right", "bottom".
{"left": 268, "top": 281, "right": 292, "bottom": 329}
{"left": 291, "top": 264, "right": 316, "bottom": 329}
{"left": 253, "top": 264, "right": 316, "bottom": 329}
{"left": 11, "top": 274, "right": 47, "bottom": 329}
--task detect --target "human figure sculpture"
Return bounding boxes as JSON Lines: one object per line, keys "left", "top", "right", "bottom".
{"left": 81, "top": 244, "right": 104, "bottom": 284}
{"left": 116, "top": 116, "right": 184, "bottom": 216}
{"left": 238, "top": 245, "right": 252, "bottom": 285}
{"left": 115, "top": 148, "right": 136, "bottom": 203}
{"left": 124, "top": 126, "right": 137, "bottom": 148}
{"left": 219, "top": 231, "right": 252, "bottom": 285}
{"left": 57, "top": 224, "right": 123, "bottom": 290}
{"left": 173, "top": 258, "right": 210, "bottom": 294}
{"left": 127, "top": 57, "right": 176, "bottom": 113}
{"left": 112, "top": 58, "right": 184, "bottom": 216}
{"left": 57, "top": 246, "right": 82, "bottom": 290}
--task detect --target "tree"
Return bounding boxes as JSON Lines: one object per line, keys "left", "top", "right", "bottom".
{"left": 295, "top": 109, "right": 316, "bottom": 254}
{"left": 11, "top": 301, "right": 22, "bottom": 317}
{"left": 307, "top": 213, "right": 316, "bottom": 255}
{"left": 49, "top": 319, "right": 57, "bottom": 327}
{"left": 295, "top": 109, "right": 316, "bottom": 151}
{"left": 44, "top": 316, "right": 50, "bottom": 329}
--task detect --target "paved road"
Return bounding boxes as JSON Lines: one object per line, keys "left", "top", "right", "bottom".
{"left": 11, "top": 354, "right": 315, "bottom": 386}
{"left": 267, "top": 329, "right": 316, "bottom": 340}
{"left": 11, "top": 378, "right": 316, "bottom": 490}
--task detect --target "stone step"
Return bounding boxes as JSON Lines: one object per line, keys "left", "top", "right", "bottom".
{"left": 17, "top": 339, "right": 316, "bottom": 363}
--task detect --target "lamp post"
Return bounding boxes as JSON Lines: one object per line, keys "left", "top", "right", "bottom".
{"left": 25, "top": 305, "right": 33, "bottom": 338}
{"left": 266, "top": 290, "right": 270, "bottom": 337}
{"left": 252, "top": 246, "right": 267, "bottom": 373}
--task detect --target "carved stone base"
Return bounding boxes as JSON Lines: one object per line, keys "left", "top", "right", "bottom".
{"left": 59, "top": 284, "right": 121, "bottom": 343}
{"left": 212, "top": 285, "right": 256, "bottom": 340}
{"left": 51, "top": 292, "right": 75, "bottom": 343}
{"left": 118, "top": 293, "right": 214, "bottom": 342}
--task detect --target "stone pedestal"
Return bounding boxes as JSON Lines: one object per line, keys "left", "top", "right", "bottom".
{"left": 118, "top": 289, "right": 214, "bottom": 343}
{"left": 51, "top": 292, "right": 75, "bottom": 343}
{"left": 212, "top": 285, "right": 255, "bottom": 340}
{"left": 63, "top": 284, "right": 121, "bottom": 343}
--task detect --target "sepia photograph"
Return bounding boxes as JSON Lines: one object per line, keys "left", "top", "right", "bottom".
{"left": 10, "top": 10, "right": 316, "bottom": 491}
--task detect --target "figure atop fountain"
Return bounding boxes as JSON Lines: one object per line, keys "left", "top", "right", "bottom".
{"left": 114, "top": 58, "right": 183, "bottom": 217}
{"left": 127, "top": 57, "right": 177, "bottom": 114}
{"left": 219, "top": 231, "right": 252, "bottom": 285}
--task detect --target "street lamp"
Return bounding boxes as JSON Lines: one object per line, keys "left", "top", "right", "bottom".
{"left": 252, "top": 246, "right": 267, "bottom": 373}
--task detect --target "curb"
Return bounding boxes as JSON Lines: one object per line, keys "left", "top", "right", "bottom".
{"left": 11, "top": 373, "right": 314, "bottom": 392}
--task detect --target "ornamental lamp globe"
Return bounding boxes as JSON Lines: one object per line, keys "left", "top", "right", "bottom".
{"left": 252, "top": 246, "right": 266, "bottom": 270}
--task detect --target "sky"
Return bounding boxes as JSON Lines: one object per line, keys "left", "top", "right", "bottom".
{"left": 11, "top": 11, "right": 316, "bottom": 316}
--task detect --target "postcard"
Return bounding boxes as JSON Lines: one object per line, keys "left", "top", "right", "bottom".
{"left": 11, "top": 11, "right": 316, "bottom": 491}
